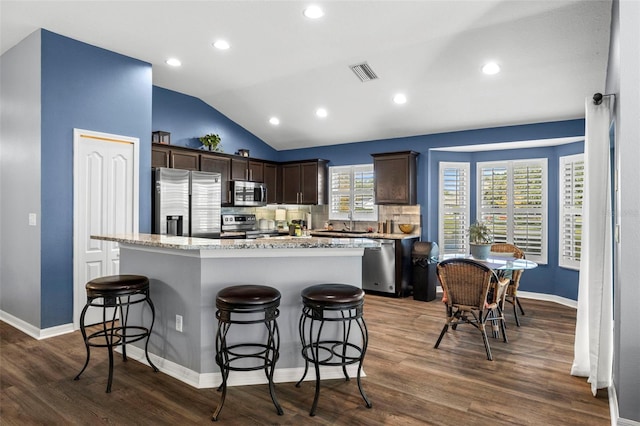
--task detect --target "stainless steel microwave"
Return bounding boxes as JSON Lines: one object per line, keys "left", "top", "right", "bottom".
{"left": 230, "top": 180, "right": 267, "bottom": 206}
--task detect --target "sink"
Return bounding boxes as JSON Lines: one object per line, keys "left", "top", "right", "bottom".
{"left": 315, "top": 230, "right": 371, "bottom": 235}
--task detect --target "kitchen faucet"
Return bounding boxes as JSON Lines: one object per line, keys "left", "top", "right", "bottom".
{"left": 343, "top": 210, "right": 353, "bottom": 231}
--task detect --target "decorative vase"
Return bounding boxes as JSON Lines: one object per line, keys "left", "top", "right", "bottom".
{"left": 470, "top": 243, "right": 491, "bottom": 260}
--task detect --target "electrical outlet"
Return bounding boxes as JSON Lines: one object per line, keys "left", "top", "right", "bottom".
{"left": 176, "top": 314, "right": 183, "bottom": 332}
{"left": 28, "top": 213, "right": 37, "bottom": 226}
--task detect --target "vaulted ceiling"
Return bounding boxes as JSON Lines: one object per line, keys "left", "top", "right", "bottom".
{"left": 1, "top": 1, "right": 612, "bottom": 150}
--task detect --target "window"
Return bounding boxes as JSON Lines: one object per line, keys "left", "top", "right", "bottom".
{"left": 477, "top": 159, "right": 547, "bottom": 263}
{"left": 329, "top": 165, "right": 377, "bottom": 221}
{"left": 559, "top": 154, "right": 584, "bottom": 269}
{"left": 439, "top": 162, "right": 470, "bottom": 254}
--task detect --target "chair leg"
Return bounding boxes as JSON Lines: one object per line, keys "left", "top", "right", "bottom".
{"left": 434, "top": 323, "right": 449, "bottom": 349}
{"left": 512, "top": 299, "right": 521, "bottom": 327}
{"left": 516, "top": 296, "right": 525, "bottom": 315}
{"left": 479, "top": 324, "right": 493, "bottom": 361}
{"left": 497, "top": 307, "right": 508, "bottom": 343}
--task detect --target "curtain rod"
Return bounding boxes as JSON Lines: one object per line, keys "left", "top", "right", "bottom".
{"left": 593, "top": 93, "right": 615, "bottom": 105}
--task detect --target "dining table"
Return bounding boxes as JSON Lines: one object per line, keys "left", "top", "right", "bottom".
{"left": 437, "top": 253, "right": 539, "bottom": 337}
{"left": 438, "top": 253, "right": 538, "bottom": 276}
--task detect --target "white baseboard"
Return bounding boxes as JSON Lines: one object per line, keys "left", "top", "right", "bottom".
{"left": 516, "top": 291, "right": 577, "bottom": 309}
{"left": 435, "top": 286, "right": 577, "bottom": 309}
{"left": 121, "top": 344, "right": 363, "bottom": 389}
{"left": 0, "top": 310, "right": 74, "bottom": 340}
{"left": 609, "top": 384, "right": 640, "bottom": 426}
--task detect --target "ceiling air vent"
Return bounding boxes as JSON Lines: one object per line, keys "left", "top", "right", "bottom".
{"left": 349, "top": 62, "right": 379, "bottom": 82}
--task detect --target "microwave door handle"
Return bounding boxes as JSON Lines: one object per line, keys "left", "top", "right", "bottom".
{"left": 262, "top": 185, "right": 267, "bottom": 202}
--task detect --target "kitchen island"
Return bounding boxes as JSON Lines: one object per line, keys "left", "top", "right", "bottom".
{"left": 90, "top": 233, "right": 378, "bottom": 389}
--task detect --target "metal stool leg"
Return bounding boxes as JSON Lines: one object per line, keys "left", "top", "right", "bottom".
{"left": 74, "top": 303, "right": 91, "bottom": 381}
{"left": 143, "top": 292, "right": 159, "bottom": 372}
{"left": 309, "top": 314, "right": 325, "bottom": 416}
{"left": 356, "top": 315, "right": 372, "bottom": 408}
{"left": 295, "top": 309, "right": 311, "bottom": 387}
{"left": 212, "top": 320, "right": 230, "bottom": 421}
{"left": 264, "top": 316, "right": 283, "bottom": 416}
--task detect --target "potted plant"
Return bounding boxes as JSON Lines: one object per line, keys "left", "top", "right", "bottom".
{"left": 468, "top": 220, "right": 493, "bottom": 259}
{"left": 199, "top": 133, "right": 223, "bottom": 152}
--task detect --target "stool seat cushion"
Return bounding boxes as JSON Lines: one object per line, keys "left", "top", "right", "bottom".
{"left": 216, "top": 285, "right": 281, "bottom": 308}
{"left": 301, "top": 284, "right": 364, "bottom": 305}
{"left": 86, "top": 274, "right": 149, "bottom": 297}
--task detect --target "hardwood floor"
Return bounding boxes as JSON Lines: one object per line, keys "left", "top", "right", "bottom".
{"left": 0, "top": 295, "right": 609, "bottom": 425}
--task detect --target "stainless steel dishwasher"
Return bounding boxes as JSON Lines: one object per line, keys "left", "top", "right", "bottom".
{"left": 362, "top": 239, "right": 396, "bottom": 294}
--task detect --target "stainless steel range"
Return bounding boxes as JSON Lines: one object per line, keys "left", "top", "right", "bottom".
{"left": 221, "top": 214, "right": 279, "bottom": 239}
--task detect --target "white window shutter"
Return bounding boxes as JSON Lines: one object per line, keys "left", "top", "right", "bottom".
{"left": 439, "top": 162, "right": 470, "bottom": 254}
{"left": 559, "top": 154, "right": 584, "bottom": 269}
{"left": 477, "top": 159, "right": 548, "bottom": 264}
{"left": 329, "top": 164, "right": 377, "bottom": 221}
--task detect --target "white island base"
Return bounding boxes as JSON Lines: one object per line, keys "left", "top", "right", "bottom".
{"left": 97, "top": 234, "right": 376, "bottom": 389}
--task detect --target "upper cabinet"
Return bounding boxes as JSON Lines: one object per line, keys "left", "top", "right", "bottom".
{"left": 151, "top": 144, "right": 170, "bottom": 168}
{"left": 282, "top": 160, "right": 328, "bottom": 205}
{"left": 263, "top": 162, "right": 280, "bottom": 204}
{"left": 231, "top": 157, "right": 264, "bottom": 182}
{"left": 151, "top": 144, "right": 199, "bottom": 170}
{"left": 151, "top": 144, "right": 327, "bottom": 205}
{"left": 372, "top": 151, "right": 419, "bottom": 205}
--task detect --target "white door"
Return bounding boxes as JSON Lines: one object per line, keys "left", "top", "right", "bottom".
{"left": 73, "top": 129, "right": 139, "bottom": 328}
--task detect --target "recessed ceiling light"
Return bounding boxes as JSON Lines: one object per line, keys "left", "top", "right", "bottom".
{"left": 269, "top": 117, "right": 280, "bottom": 125}
{"left": 303, "top": 5, "right": 324, "bottom": 19}
{"left": 482, "top": 62, "right": 500, "bottom": 75}
{"left": 213, "top": 40, "right": 230, "bottom": 50}
{"left": 165, "top": 58, "right": 182, "bottom": 67}
{"left": 393, "top": 93, "right": 407, "bottom": 104}
{"left": 316, "top": 108, "right": 328, "bottom": 118}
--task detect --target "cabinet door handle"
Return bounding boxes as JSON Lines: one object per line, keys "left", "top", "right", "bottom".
{"left": 249, "top": 169, "right": 253, "bottom": 181}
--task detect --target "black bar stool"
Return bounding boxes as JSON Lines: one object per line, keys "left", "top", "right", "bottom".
{"left": 296, "top": 283, "right": 372, "bottom": 416}
{"left": 213, "top": 284, "right": 283, "bottom": 421}
{"left": 74, "top": 274, "right": 158, "bottom": 393}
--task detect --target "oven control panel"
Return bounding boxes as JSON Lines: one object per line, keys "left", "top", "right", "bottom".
{"left": 221, "top": 214, "right": 257, "bottom": 231}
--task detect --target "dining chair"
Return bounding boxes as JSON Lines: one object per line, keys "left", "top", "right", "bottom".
{"left": 491, "top": 243, "right": 526, "bottom": 326}
{"left": 434, "top": 258, "right": 510, "bottom": 361}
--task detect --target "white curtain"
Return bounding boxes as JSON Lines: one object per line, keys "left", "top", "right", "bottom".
{"left": 571, "top": 96, "right": 614, "bottom": 396}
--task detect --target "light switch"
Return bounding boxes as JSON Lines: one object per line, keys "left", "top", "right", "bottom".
{"left": 28, "top": 213, "right": 37, "bottom": 226}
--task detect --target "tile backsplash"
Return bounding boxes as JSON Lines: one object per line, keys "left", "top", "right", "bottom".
{"left": 225, "top": 204, "right": 422, "bottom": 234}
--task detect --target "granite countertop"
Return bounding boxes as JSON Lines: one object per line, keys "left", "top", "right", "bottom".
{"left": 91, "top": 233, "right": 380, "bottom": 250}
{"left": 309, "top": 230, "right": 420, "bottom": 240}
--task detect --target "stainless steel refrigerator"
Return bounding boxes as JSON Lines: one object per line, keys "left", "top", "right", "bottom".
{"left": 153, "top": 167, "right": 222, "bottom": 238}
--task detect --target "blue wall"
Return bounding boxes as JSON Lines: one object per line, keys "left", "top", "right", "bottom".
{"left": 275, "top": 120, "right": 585, "bottom": 299}
{"left": 40, "top": 30, "right": 152, "bottom": 327}
{"left": 152, "top": 86, "right": 278, "bottom": 161}
{"left": 151, "top": 95, "right": 585, "bottom": 298}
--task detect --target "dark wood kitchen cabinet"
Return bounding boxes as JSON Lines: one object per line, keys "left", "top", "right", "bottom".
{"left": 263, "top": 162, "right": 280, "bottom": 204}
{"left": 372, "top": 151, "right": 418, "bottom": 205}
{"left": 151, "top": 143, "right": 324, "bottom": 205}
{"left": 231, "top": 158, "right": 264, "bottom": 182}
{"left": 200, "top": 153, "right": 231, "bottom": 205}
{"left": 151, "top": 144, "right": 199, "bottom": 170}
{"left": 151, "top": 144, "right": 170, "bottom": 168}
{"left": 281, "top": 160, "right": 328, "bottom": 205}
